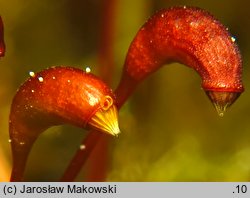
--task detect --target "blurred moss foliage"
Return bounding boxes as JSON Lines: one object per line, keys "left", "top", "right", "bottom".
{"left": 0, "top": 0, "right": 249, "bottom": 181}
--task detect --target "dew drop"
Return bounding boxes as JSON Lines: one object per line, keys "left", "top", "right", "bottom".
{"left": 67, "top": 79, "right": 71, "bottom": 83}
{"left": 231, "top": 36, "right": 236, "bottom": 42}
{"left": 86, "top": 67, "right": 91, "bottom": 73}
{"left": 52, "top": 76, "right": 56, "bottom": 80}
{"left": 29, "top": 71, "right": 35, "bottom": 77}
{"left": 79, "top": 144, "right": 86, "bottom": 150}
{"left": 38, "top": 76, "right": 44, "bottom": 82}
{"left": 161, "top": 14, "right": 164, "bottom": 18}
{"left": 8, "top": 139, "right": 12, "bottom": 143}
{"left": 183, "top": 5, "right": 187, "bottom": 9}
{"left": 19, "top": 142, "right": 25, "bottom": 145}
{"left": 31, "top": 89, "right": 35, "bottom": 93}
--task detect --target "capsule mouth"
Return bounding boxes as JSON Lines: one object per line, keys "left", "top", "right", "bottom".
{"left": 88, "top": 104, "right": 120, "bottom": 136}
{"left": 206, "top": 91, "right": 241, "bottom": 117}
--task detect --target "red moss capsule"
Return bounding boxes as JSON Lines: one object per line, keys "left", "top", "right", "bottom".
{"left": 0, "top": 16, "right": 5, "bottom": 57}
{"left": 9, "top": 66, "right": 120, "bottom": 181}
{"left": 116, "top": 6, "right": 244, "bottom": 115}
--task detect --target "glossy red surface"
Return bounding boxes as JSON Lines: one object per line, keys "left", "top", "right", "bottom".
{"left": 122, "top": 7, "right": 244, "bottom": 93}
{"left": 9, "top": 66, "right": 115, "bottom": 181}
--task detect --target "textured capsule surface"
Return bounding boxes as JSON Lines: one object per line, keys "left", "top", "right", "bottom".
{"left": 10, "top": 67, "right": 120, "bottom": 139}
{"left": 124, "top": 7, "right": 243, "bottom": 93}
{"left": 117, "top": 6, "right": 244, "bottom": 114}
{"left": 9, "top": 66, "right": 120, "bottom": 181}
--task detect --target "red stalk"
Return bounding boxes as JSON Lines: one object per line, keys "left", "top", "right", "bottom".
{"left": 84, "top": 0, "right": 117, "bottom": 181}
{"left": 60, "top": 132, "right": 103, "bottom": 181}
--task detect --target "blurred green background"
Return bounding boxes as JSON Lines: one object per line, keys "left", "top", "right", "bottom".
{"left": 0, "top": 0, "right": 249, "bottom": 181}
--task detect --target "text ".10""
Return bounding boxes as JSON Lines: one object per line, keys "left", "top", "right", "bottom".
{"left": 235, "top": 185, "right": 247, "bottom": 194}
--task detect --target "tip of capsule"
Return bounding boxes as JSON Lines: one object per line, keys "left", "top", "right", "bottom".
{"left": 206, "top": 91, "right": 241, "bottom": 117}
{"left": 0, "top": 45, "right": 5, "bottom": 57}
{"left": 88, "top": 104, "right": 120, "bottom": 136}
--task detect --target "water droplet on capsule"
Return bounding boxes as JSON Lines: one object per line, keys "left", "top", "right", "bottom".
{"left": 79, "top": 144, "right": 86, "bottom": 150}
{"left": 31, "top": 89, "right": 35, "bottom": 93}
{"left": 8, "top": 139, "right": 12, "bottom": 143}
{"left": 52, "top": 76, "right": 56, "bottom": 80}
{"left": 85, "top": 67, "right": 91, "bottom": 73}
{"left": 20, "top": 142, "right": 25, "bottom": 145}
{"left": 67, "top": 79, "right": 71, "bottom": 83}
{"left": 29, "top": 71, "right": 35, "bottom": 77}
{"left": 231, "top": 36, "right": 236, "bottom": 42}
{"left": 38, "top": 76, "right": 44, "bottom": 82}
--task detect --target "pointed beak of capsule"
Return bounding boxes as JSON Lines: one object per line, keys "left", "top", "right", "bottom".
{"left": 206, "top": 91, "right": 241, "bottom": 117}
{"left": 88, "top": 104, "right": 120, "bottom": 136}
